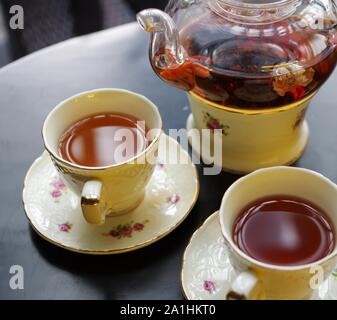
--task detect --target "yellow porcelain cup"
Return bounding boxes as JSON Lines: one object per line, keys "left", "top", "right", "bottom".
{"left": 42, "top": 89, "right": 162, "bottom": 225}
{"left": 219, "top": 167, "right": 337, "bottom": 300}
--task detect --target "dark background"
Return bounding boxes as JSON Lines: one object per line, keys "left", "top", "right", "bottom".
{"left": 0, "top": 0, "right": 169, "bottom": 65}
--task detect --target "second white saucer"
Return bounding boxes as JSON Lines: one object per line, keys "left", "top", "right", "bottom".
{"left": 181, "top": 211, "right": 337, "bottom": 300}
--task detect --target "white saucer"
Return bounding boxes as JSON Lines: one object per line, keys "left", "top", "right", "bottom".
{"left": 181, "top": 211, "right": 337, "bottom": 300}
{"left": 23, "top": 134, "right": 199, "bottom": 254}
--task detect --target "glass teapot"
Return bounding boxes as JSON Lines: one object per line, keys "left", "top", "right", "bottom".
{"left": 137, "top": 0, "right": 337, "bottom": 110}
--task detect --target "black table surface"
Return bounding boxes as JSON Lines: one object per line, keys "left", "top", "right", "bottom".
{"left": 0, "top": 22, "right": 337, "bottom": 300}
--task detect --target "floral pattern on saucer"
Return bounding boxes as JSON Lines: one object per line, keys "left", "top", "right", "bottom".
{"left": 58, "top": 222, "right": 72, "bottom": 233}
{"left": 156, "top": 160, "right": 165, "bottom": 169}
{"left": 102, "top": 220, "right": 149, "bottom": 239}
{"left": 50, "top": 178, "right": 67, "bottom": 202}
{"left": 170, "top": 194, "right": 180, "bottom": 203}
{"left": 23, "top": 134, "right": 199, "bottom": 254}
{"left": 203, "top": 281, "right": 216, "bottom": 294}
{"left": 182, "top": 212, "right": 337, "bottom": 300}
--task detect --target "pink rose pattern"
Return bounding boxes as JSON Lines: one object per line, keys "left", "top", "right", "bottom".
{"left": 203, "top": 112, "right": 230, "bottom": 136}
{"left": 52, "top": 179, "right": 66, "bottom": 190}
{"left": 50, "top": 178, "right": 67, "bottom": 201}
{"left": 103, "top": 220, "right": 149, "bottom": 239}
{"left": 58, "top": 222, "right": 72, "bottom": 233}
{"left": 169, "top": 194, "right": 180, "bottom": 205}
{"left": 204, "top": 280, "right": 216, "bottom": 293}
{"left": 156, "top": 160, "right": 165, "bottom": 169}
{"left": 51, "top": 190, "right": 62, "bottom": 198}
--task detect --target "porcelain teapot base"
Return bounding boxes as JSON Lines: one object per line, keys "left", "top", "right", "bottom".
{"left": 186, "top": 92, "right": 313, "bottom": 174}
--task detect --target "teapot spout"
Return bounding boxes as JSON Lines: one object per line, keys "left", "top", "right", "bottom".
{"left": 137, "top": 9, "right": 186, "bottom": 68}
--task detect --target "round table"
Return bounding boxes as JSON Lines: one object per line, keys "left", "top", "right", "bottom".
{"left": 0, "top": 22, "right": 337, "bottom": 300}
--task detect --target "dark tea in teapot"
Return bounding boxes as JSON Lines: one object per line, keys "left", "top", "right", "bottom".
{"left": 153, "top": 13, "right": 337, "bottom": 109}
{"left": 139, "top": 0, "right": 337, "bottom": 110}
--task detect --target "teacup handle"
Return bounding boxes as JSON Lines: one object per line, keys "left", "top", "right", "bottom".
{"left": 81, "top": 180, "right": 106, "bottom": 225}
{"left": 227, "top": 271, "right": 264, "bottom": 300}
